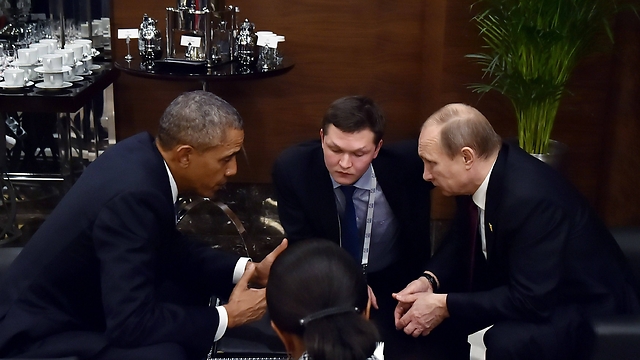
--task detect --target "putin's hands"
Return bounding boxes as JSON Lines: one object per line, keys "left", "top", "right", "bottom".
{"left": 393, "top": 277, "right": 448, "bottom": 337}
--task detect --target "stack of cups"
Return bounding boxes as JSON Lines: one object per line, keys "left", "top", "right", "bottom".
{"left": 256, "top": 31, "right": 285, "bottom": 70}
{"left": 64, "top": 43, "right": 85, "bottom": 75}
{"left": 14, "top": 48, "right": 39, "bottom": 81}
{"left": 74, "top": 39, "right": 94, "bottom": 73}
{"left": 29, "top": 43, "right": 50, "bottom": 62}
{"left": 55, "top": 48, "right": 77, "bottom": 81}
{"left": 36, "top": 54, "right": 68, "bottom": 88}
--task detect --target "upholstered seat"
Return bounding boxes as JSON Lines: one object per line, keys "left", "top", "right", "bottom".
{"left": 590, "top": 227, "right": 640, "bottom": 360}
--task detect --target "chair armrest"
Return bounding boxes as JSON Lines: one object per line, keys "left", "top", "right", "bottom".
{"left": 590, "top": 315, "right": 640, "bottom": 360}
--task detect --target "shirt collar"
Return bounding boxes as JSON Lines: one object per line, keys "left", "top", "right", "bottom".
{"left": 164, "top": 160, "right": 178, "bottom": 203}
{"left": 472, "top": 159, "right": 496, "bottom": 211}
{"left": 331, "top": 164, "right": 373, "bottom": 190}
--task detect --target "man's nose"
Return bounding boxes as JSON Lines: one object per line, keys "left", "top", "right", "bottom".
{"left": 226, "top": 157, "right": 238, "bottom": 177}
{"left": 339, "top": 153, "right": 352, "bottom": 168}
{"left": 423, "top": 166, "right": 433, "bottom": 181}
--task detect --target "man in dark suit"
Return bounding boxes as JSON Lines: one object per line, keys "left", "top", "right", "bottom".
{"left": 272, "top": 96, "right": 433, "bottom": 358}
{"left": 0, "top": 91, "right": 286, "bottom": 360}
{"left": 394, "top": 103, "right": 640, "bottom": 359}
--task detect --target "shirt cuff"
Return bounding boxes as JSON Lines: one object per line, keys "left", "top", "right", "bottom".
{"left": 233, "top": 257, "right": 251, "bottom": 284}
{"left": 214, "top": 306, "right": 228, "bottom": 341}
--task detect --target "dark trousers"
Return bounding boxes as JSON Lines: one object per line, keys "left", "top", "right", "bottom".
{"left": 483, "top": 307, "right": 594, "bottom": 360}
{"left": 92, "top": 343, "right": 187, "bottom": 360}
{"left": 368, "top": 264, "right": 421, "bottom": 360}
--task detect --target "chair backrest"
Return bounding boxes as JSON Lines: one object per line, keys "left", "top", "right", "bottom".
{"left": 610, "top": 227, "right": 640, "bottom": 284}
{"left": 0, "top": 247, "right": 22, "bottom": 278}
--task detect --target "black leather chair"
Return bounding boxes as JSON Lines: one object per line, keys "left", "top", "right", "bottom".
{"left": 0, "top": 247, "right": 22, "bottom": 278}
{"left": 0, "top": 247, "right": 78, "bottom": 360}
{"left": 590, "top": 227, "right": 640, "bottom": 360}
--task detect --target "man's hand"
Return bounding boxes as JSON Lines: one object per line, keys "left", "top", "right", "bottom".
{"left": 251, "top": 239, "right": 288, "bottom": 288}
{"left": 368, "top": 285, "right": 379, "bottom": 310}
{"left": 394, "top": 292, "right": 449, "bottom": 337}
{"left": 392, "top": 276, "right": 433, "bottom": 328}
{"left": 224, "top": 262, "right": 267, "bottom": 328}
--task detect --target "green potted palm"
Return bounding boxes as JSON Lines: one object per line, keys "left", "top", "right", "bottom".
{"left": 467, "top": 0, "right": 627, "bottom": 156}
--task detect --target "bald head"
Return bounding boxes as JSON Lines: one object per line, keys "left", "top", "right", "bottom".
{"left": 422, "top": 103, "right": 501, "bottom": 160}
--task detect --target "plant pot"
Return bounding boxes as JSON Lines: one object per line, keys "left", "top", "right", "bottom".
{"left": 507, "top": 138, "right": 568, "bottom": 171}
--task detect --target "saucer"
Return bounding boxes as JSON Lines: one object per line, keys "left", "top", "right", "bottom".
{"left": 0, "top": 81, "right": 34, "bottom": 89}
{"left": 35, "top": 81, "right": 73, "bottom": 90}
{"left": 66, "top": 75, "right": 84, "bottom": 82}
{"left": 34, "top": 66, "right": 73, "bottom": 74}
{"left": 89, "top": 64, "right": 102, "bottom": 70}
{"left": 76, "top": 70, "right": 93, "bottom": 76}
{"left": 12, "top": 61, "right": 38, "bottom": 67}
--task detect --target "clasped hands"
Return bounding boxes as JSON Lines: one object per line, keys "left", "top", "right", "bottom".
{"left": 224, "top": 239, "right": 288, "bottom": 328}
{"left": 392, "top": 276, "right": 449, "bottom": 337}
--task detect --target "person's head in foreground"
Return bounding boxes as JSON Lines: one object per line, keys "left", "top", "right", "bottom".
{"left": 267, "top": 239, "right": 380, "bottom": 360}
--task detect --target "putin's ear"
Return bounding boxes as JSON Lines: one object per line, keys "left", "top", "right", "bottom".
{"left": 461, "top": 146, "right": 475, "bottom": 168}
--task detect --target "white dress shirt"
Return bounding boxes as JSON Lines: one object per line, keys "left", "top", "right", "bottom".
{"left": 331, "top": 165, "right": 399, "bottom": 272}
{"left": 471, "top": 160, "right": 496, "bottom": 259}
{"left": 164, "top": 161, "right": 250, "bottom": 341}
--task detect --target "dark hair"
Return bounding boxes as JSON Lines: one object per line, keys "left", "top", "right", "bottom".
{"left": 267, "top": 239, "right": 379, "bottom": 360}
{"left": 322, "top": 96, "right": 385, "bottom": 144}
{"left": 156, "top": 90, "right": 243, "bottom": 151}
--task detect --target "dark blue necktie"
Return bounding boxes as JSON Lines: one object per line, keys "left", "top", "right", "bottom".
{"left": 339, "top": 185, "right": 361, "bottom": 262}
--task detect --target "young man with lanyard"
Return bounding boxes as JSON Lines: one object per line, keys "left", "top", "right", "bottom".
{"left": 272, "top": 96, "right": 433, "bottom": 359}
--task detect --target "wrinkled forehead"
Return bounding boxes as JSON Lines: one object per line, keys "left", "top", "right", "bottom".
{"left": 418, "top": 124, "right": 443, "bottom": 153}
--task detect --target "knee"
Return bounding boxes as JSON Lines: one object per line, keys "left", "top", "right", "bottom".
{"left": 151, "top": 343, "right": 187, "bottom": 360}
{"left": 484, "top": 323, "right": 539, "bottom": 360}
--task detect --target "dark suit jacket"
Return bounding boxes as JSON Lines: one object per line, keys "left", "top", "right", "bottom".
{"left": 0, "top": 133, "right": 240, "bottom": 358}
{"left": 272, "top": 139, "right": 433, "bottom": 288}
{"left": 427, "top": 142, "right": 639, "bottom": 329}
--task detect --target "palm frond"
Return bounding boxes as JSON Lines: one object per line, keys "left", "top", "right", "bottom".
{"left": 467, "top": 0, "right": 627, "bottom": 154}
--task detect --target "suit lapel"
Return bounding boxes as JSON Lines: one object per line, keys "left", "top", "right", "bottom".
{"left": 484, "top": 143, "right": 509, "bottom": 261}
{"left": 311, "top": 146, "right": 341, "bottom": 241}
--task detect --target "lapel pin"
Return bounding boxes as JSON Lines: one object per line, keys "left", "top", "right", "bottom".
{"left": 489, "top": 223, "right": 493, "bottom": 232}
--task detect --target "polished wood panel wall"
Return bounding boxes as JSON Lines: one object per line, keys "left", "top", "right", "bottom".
{"left": 111, "top": 0, "right": 640, "bottom": 226}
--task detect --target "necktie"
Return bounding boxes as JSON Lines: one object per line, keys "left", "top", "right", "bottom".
{"left": 339, "top": 185, "right": 361, "bottom": 262}
{"left": 468, "top": 197, "right": 479, "bottom": 290}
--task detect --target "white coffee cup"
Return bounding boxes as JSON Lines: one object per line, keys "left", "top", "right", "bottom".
{"left": 39, "top": 39, "right": 59, "bottom": 53}
{"left": 15, "top": 63, "right": 37, "bottom": 81}
{"left": 17, "top": 48, "right": 38, "bottom": 65}
{"left": 44, "top": 72, "right": 64, "bottom": 87}
{"left": 55, "top": 48, "right": 75, "bottom": 66}
{"left": 64, "top": 44, "right": 84, "bottom": 63}
{"left": 92, "top": 20, "right": 102, "bottom": 36}
{"left": 29, "top": 43, "right": 50, "bottom": 59}
{"left": 80, "top": 23, "right": 90, "bottom": 38}
{"left": 42, "top": 54, "right": 63, "bottom": 71}
{"left": 100, "top": 17, "right": 110, "bottom": 34}
{"left": 74, "top": 39, "right": 93, "bottom": 56}
{"left": 4, "top": 68, "right": 27, "bottom": 86}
